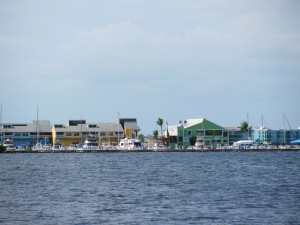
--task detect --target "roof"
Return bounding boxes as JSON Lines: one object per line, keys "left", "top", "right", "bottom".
{"left": 119, "top": 118, "right": 138, "bottom": 130}
{"left": 53, "top": 123, "right": 123, "bottom": 132}
{"left": 166, "top": 125, "right": 178, "bottom": 136}
{"left": 1, "top": 120, "right": 52, "bottom": 132}
{"left": 183, "top": 118, "right": 225, "bottom": 130}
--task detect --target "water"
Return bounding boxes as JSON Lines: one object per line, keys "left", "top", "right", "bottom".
{"left": 0, "top": 152, "right": 299, "bottom": 224}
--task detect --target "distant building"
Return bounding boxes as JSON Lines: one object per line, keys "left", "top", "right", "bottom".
{"left": 251, "top": 127, "right": 299, "bottom": 145}
{"left": 0, "top": 120, "right": 52, "bottom": 147}
{"left": 224, "top": 127, "right": 245, "bottom": 145}
{"left": 52, "top": 120, "right": 124, "bottom": 146}
{"left": 119, "top": 118, "right": 139, "bottom": 138}
{"left": 167, "top": 118, "right": 229, "bottom": 147}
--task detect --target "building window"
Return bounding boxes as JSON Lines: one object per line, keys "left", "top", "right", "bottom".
{"left": 100, "top": 132, "right": 106, "bottom": 136}
{"left": 66, "top": 133, "right": 72, "bottom": 137}
{"left": 187, "top": 131, "right": 192, "bottom": 136}
{"left": 74, "top": 133, "right": 80, "bottom": 137}
{"left": 109, "top": 132, "right": 113, "bottom": 136}
{"left": 15, "top": 133, "right": 21, "bottom": 137}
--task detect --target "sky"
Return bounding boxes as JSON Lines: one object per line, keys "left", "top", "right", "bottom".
{"left": 0, "top": 0, "right": 299, "bottom": 135}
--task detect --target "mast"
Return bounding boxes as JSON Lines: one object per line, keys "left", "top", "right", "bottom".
{"left": 118, "top": 112, "right": 120, "bottom": 144}
{"left": 247, "top": 113, "right": 249, "bottom": 139}
{"left": 283, "top": 113, "right": 286, "bottom": 145}
{"left": 36, "top": 104, "right": 39, "bottom": 144}
{"left": 80, "top": 115, "right": 83, "bottom": 144}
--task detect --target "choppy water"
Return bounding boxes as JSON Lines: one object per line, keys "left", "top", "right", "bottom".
{"left": 0, "top": 152, "right": 299, "bottom": 224}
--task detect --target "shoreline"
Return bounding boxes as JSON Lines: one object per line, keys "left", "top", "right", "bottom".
{"left": 2, "top": 148, "right": 300, "bottom": 154}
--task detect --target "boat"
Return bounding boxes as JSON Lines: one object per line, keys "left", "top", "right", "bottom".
{"left": 153, "top": 142, "right": 169, "bottom": 151}
{"left": 53, "top": 140, "right": 63, "bottom": 150}
{"left": 33, "top": 138, "right": 52, "bottom": 151}
{"left": 233, "top": 140, "right": 254, "bottom": 149}
{"left": 82, "top": 135, "right": 99, "bottom": 150}
{"left": 118, "top": 138, "right": 143, "bottom": 150}
{"left": 3, "top": 139, "right": 16, "bottom": 151}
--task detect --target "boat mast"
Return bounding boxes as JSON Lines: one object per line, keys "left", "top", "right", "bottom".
{"left": 118, "top": 112, "right": 120, "bottom": 145}
{"left": 36, "top": 104, "right": 39, "bottom": 145}
{"left": 283, "top": 113, "right": 286, "bottom": 145}
{"left": 247, "top": 113, "right": 249, "bottom": 139}
{"left": 80, "top": 115, "right": 83, "bottom": 144}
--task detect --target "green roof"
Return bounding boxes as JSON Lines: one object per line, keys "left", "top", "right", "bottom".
{"left": 184, "top": 118, "right": 224, "bottom": 130}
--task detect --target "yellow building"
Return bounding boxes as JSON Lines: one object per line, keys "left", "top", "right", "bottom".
{"left": 52, "top": 120, "right": 124, "bottom": 146}
{"left": 119, "top": 118, "right": 139, "bottom": 138}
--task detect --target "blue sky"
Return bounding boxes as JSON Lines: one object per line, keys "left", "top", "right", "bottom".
{"left": 1, "top": 0, "right": 299, "bottom": 135}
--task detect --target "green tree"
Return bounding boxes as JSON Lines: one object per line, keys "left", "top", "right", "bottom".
{"left": 153, "top": 130, "right": 158, "bottom": 140}
{"left": 0, "top": 144, "right": 6, "bottom": 153}
{"left": 137, "top": 134, "right": 145, "bottom": 143}
{"left": 239, "top": 121, "right": 250, "bottom": 139}
{"left": 156, "top": 117, "right": 164, "bottom": 136}
{"left": 189, "top": 136, "right": 197, "bottom": 146}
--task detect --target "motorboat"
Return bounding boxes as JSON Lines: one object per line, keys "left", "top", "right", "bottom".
{"left": 82, "top": 135, "right": 99, "bottom": 150}
{"left": 153, "top": 142, "right": 168, "bottom": 150}
{"left": 118, "top": 138, "right": 143, "bottom": 150}
{"left": 3, "top": 139, "right": 16, "bottom": 151}
{"left": 233, "top": 140, "right": 254, "bottom": 149}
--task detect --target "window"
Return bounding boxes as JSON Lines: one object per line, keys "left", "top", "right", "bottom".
{"left": 15, "top": 133, "right": 21, "bottom": 137}
{"left": 66, "top": 133, "right": 72, "bottom": 137}
{"left": 187, "top": 131, "right": 192, "bottom": 136}
{"left": 100, "top": 132, "right": 106, "bottom": 136}
{"left": 74, "top": 133, "right": 80, "bottom": 137}
{"left": 205, "top": 130, "right": 222, "bottom": 136}
{"left": 223, "top": 131, "right": 228, "bottom": 137}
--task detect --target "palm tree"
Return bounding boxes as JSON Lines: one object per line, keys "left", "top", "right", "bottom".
{"left": 239, "top": 121, "right": 250, "bottom": 139}
{"left": 156, "top": 117, "right": 164, "bottom": 136}
{"left": 153, "top": 130, "right": 158, "bottom": 140}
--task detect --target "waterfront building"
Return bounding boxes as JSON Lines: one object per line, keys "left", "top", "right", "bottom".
{"left": 224, "top": 127, "right": 246, "bottom": 145}
{"left": 167, "top": 118, "right": 229, "bottom": 148}
{"left": 119, "top": 118, "right": 139, "bottom": 138}
{"left": 251, "top": 127, "right": 299, "bottom": 145}
{"left": 0, "top": 120, "right": 52, "bottom": 147}
{"left": 52, "top": 120, "right": 124, "bottom": 146}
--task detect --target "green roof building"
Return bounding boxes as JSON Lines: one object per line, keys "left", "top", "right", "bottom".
{"left": 169, "top": 118, "right": 229, "bottom": 148}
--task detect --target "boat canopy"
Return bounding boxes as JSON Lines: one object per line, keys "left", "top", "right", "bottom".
{"left": 290, "top": 139, "right": 300, "bottom": 144}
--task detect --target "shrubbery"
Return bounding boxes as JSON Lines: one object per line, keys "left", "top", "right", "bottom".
{"left": 0, "top": 145, "right": 6, "bottom": 153}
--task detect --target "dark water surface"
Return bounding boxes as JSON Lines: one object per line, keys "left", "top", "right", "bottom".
{"left": 0, "top": 152, "right": 299, "bottom": 224}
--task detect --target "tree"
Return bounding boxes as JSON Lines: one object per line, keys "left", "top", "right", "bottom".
{"left": 189, "top": 136, "right": 197, "bottom": 146}
{"left": 137, "top": 134, "right": 145, "bottom": 143}
{"left": 156, "top": 117, "right": 164, "bottom": 136}
{"left": 153, "top": 130, "right": 158, "bottom": 140}
{"left": 0, "top": 144, "right": 6, "bottom": 153}
{"left": 239, "top": 121, "right": 250, "bottom": 139}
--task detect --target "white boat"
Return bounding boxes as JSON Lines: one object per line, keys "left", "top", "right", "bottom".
{"left": 3, "top": 139, "right": 16, "bottom": 151}
{"left": 233, "top": 140, "right": 254, "bottom": 149}
{"left": 153, "top": 142, "right": 169, "bottom": 150}
{"left": 193, "top": 139, "right": 204, "bottom": 149}
{"left": 82, "top": 135, "right": 99, "bottom": 150}
{"left": 118, "top": 138, "right": 143, "bottom": 150}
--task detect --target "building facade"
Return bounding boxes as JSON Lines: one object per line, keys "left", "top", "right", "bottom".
{"left": 168, "top": 118, "right": 229, "bottom": 147}
{"left": 0, "top": 120, "right": 52, "bottom": 147}
{"left": 52, "top": 120, "right": 124, "bottom": 146}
